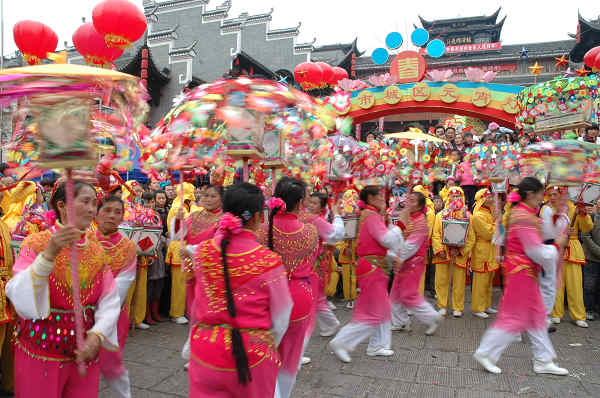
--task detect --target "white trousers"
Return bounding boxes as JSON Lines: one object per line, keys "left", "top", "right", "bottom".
{"left": 475, "top": 327, "right": 557, "bottom": 363}
{"left": 275, "top": 336, "right": 310, "bottom": 398}
{"left": 391, "top": 301, "right": 438, "bottom": 327}
{"left": 539, "top": 259, "right": 557, "bottom": 315}
{"left": 105, "top": 370, "right": 132, "bottom": 398}
{"left": 317, "top": 308, "right": 340, "bottom": 334}
{"left": 330, "top": 321, "right": 391, "bottom": 353}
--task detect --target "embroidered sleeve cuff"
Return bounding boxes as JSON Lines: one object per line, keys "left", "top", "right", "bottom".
{"left": 31, "top": 254, "right": 54, "bottom": 279}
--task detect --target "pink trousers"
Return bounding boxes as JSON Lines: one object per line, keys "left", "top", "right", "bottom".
{"left": 15, "top": 345, "right": 100, "bottom": 398}
{"left": 188, "top": 355, "right": 279, "bottom": 398}
{"left": 99, "top": 306, "right": 129, "bottom": 380}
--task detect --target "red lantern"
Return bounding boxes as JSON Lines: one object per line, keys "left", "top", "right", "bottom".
{"left": 72, "top": 23, "right": 123, "bottom": 67}
{"left": 13, "top": 20, "right": 58, "bottom": 65}
{"left": 330, "top": 67, "right": 349, "bottom": 86}
{"left": 294, "top": 62, "right": 323, "bottom": 90}
{"left": 315, "top": 62, "right": 333, "bottom": 88}
{"left": 584, "top": 46, "right": 600, "bottom": 70}
{"left": 92, "top": 0, "right": 147, "bottom": 49}
{"left": 594, "top": 51, "right": 600, "bottom": 71}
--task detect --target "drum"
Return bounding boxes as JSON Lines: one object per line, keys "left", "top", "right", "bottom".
{"left": 133, "top": 227, "right": 162, "bottom": 256}
{"left": 578, "top": 183, "right": 600, "bottom": 205}
{"left": 118, "top": 224, "right": 141, "bottom": 241}
{"left": 491, "top": 180, "right": 507, "bottom": 193}
{"left": 568, "top": 186, "right": 582, "bottom": 202}
{"left": 442, "top": 219, "right": 469, "bottom": 248}
{"left": 10, "top": 235, "right": 25, "bottom": 261}
{"left": 343, "top": 217, "right": 358, "bottom": 240}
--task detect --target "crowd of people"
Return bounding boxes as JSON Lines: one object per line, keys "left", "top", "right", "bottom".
{"left": 0, "top": 133, "right": 598, "bottom": 396}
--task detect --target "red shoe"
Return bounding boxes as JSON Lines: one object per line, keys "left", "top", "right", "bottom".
{"left": 151, "top": 301, "right": 164, "bottom": 323}
{"left": 145, "top": 304, "right": 156, "bottom": 325}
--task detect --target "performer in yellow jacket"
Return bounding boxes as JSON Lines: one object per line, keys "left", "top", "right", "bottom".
{"left": 551, "top": 199, "right": 593, "bottom": 328}
{"left": 432, "top": 186, "right": 475, "bottom": 317}
{"left": 0, "top": 217, "right": 14, "bottom": 393}
{"left": 413, "top": 185, "right": 436, "bottom": 295}
{"left": 166, "top": 182, "right": 198, "bottom": 324}
{"left": 470, "top": 188, "right": 499, "bottom": 319}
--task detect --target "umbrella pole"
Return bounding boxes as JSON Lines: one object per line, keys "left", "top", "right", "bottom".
{"left": 243, "top": 158, "right": 249, "bottom": 182}
{"left": 66, "top": 168, "right": 86, "bottom": 376}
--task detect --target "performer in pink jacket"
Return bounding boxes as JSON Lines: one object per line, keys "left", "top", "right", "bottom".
{"left": 303, "top": 192, "right": 344, "bottom": 338}
{"left": 329, "top": 185, "right": 403, "bottom": 363}
{"left": 96, "top": 195, "right": 137, "bottom": 398}
{"left": 6, "top": 182, "right": 121, "bottom": 398}
{"left": 188, "top": 183, "right": 292, "bottom": 398}
{"left": 389, "top": 191, "right": 442, "bottom": 335}
{"left": 474, "top": 177, "right": 569, "bottom": 376}
{"left": 259, "top": 177, "right": 319, "bottom": 398}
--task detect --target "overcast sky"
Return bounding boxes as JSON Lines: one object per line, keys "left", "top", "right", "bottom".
{"left": 2, "top": 0, "right": 599, "bottom": 56}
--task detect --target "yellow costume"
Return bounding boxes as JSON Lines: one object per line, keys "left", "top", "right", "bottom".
{"left": 0, "top": 219, "right": 14, "bottom": 391}
{"left": 413, "top": 185, "right": 435, "bottom": 294}
{"left": 470, "top": 189, "right": 499, "bottom": 314}
{"left": 166, "top": 183, "right": 198, "bottom": 319}
{"left": 551, "top": 201, "right": 593, "bottom": 321}
{"left": 432, "top": 187, "right": 475, "bottom": 313}
{"left": 336, "top": 239, "right": 357, "bottom": 301}
{"left": 1, "top": 181, "right": 40, "bottom": 232}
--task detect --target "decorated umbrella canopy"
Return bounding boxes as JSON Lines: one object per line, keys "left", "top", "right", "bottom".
{"left": 520, "top": 139, "right": 600, "bottom": 185}
{"left": 466, "top": 143, "right": 521, "bottom": 185}
{"left": 386, "top": 129, "right": 448, "bottom": 143}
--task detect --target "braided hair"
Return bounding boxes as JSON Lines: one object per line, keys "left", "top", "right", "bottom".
{"left": 268, "top": 177, "right": 306, "bottom": 250}
{"left": 219, "top": 183, "right": 264, "bottom": 385}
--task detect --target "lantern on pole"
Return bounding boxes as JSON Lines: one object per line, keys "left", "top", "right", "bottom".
{"left": 92, "top": 0, "right": 147, "bottom": 49}
{"left": 13, "top": 20, "right": 58, "bottom": 65}
{"left": 72, "top": 23, "right": 123, "bottom": 67}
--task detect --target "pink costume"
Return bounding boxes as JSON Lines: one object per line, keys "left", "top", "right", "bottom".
{"left": 303, "top": 213, "right": 344, "bottom": 337}
{"left": 183, "top": 209, "right": 222, "bottom": 319}
{"left": 6, "top": 227, "right": 121, "bottom": 398}
{"left": 389, "top": 211, "right": 440, "bottom": 330}
{"left": 475, "top": 203, "right": 559, "bottom": 365}
{"left": 330, "top": 205, "right": 403, "bottom": 356}
{"left": 258, "top": 212, "right": 319, "bottom": 398}
{"left": 96, "top": 230, "right": 137, "bottom": 398}
{"left": 188, "top": 231, "right": 292, "bottom": 398}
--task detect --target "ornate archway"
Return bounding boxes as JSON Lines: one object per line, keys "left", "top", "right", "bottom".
{"left": 337, "top": 81, "right": 523, "bottom": 129}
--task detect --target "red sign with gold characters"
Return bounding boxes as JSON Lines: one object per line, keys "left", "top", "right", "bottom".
{"left": 390, "top": 51, "right": 427, "bottom": 84}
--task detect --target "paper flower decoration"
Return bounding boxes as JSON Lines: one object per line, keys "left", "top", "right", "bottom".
{"left": 464, "top": 67, "right": 497, "bottom": 83}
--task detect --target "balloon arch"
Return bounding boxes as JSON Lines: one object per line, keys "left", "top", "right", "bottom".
{"left": 336, "top": 81, "right": 524, "bottom": 129}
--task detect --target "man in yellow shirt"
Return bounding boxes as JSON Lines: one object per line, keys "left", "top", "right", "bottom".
{"left": 549, "top": 195, "right": 593, "bottom": 328}
{"left": 470, "top": 189, "right": 499, "bottom": 318}
{"left": 432, "top": 187, "right": 475, "bottom": 317}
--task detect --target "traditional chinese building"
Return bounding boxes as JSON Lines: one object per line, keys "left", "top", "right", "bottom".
{"left": 355, "top": 8, "right": 576, "bottom": 87}
{"left": 0, "top": 0, "right": 360, "bottom": 126}
{"left": 570, "top": 13, "right": 600, "bottom": 63}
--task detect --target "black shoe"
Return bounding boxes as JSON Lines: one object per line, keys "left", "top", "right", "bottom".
{"left": 548, "top": 326, "right": 557, "bottom": 333}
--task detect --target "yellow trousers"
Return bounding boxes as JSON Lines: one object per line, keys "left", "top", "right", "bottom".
{"left": 435, "top": 263, "right": 466, "bottom": 311}
{"left": 419, "top": 271, "right": 425, "bottom": 295}
{"left": 552, "top": 261, "right": 586, "bottom": 321}
{"left": 170, "top": 266, "right": 187, "bottom": 318}
{"left": 471, "top": 271, "right": 495, "bottom": 313}
{"left": 0, "top": 322, "right": 14, "bottom": 391}
{"left": 341, "top": 261, "right": 357, "bottom": 301}
{"left": 134, "top": 267, "right": 148, "bottom": 325}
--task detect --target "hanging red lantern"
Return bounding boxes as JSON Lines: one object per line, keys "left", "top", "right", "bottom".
{"left": 294, "top": 62, "right": 323, "bottom": 90}
{"left": 13, "top": 20, "right": 58, "bottom": 65}
{"left": 92, "top": 0, "right": 147, "bottom": 49}
{"left": 72, "top": 23, "right": 123, "bottom": 67}
{"left": 330, "top": 67, "right": 349, "bottom": 86}
{"left": 584, "top": 46, "right": 600, "bottom": 70}
{"left": 594, "top": 51, "right": 600, "bottom": 71}
{"left": 315, "top": 62, "right": 333, "bottom": 88}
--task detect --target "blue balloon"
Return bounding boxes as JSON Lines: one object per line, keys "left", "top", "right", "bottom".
{"left": 371, "top": 48, "right": 389, "bottom": 65}
{"left": 411, "top": 28, "right": 429, "bottom": 47}
{"left": 385, "top": 32, "right": 403, "bottom": 50}
{"left": 426, "top": 39, "right": 446, "bottom": 58}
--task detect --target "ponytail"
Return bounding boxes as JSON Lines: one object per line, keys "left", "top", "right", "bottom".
{"left": 219, "top": 232, "right": 250, "bottom": 385}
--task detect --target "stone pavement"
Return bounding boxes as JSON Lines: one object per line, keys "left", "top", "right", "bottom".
{"left": 104, "top": 289, "right": 600, "bottom": 398}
